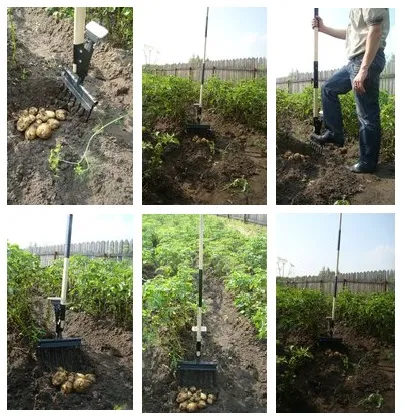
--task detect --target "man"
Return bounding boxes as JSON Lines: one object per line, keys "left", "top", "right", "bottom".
{"left": 311, "top": 9, "right": 390, "bottom": 173}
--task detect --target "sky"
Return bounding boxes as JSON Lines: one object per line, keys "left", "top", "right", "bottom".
{"left": 273, "top": 8, "right": 396, "bottom": 77}
{"left": 140, "top": 6, "right": 267, "bottom": 64}
{"left": 7, "top": 214, "right": 134, "bottom": 248}
{"left": 276, "top": 213, "right": 395, "bottom": 276}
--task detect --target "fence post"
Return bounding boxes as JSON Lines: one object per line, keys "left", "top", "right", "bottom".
{"left": 287, "top": 80, "right": 291, "bottom": 94}
{"left": 243, "top": 214, "right": 247, "bottom": 223}
{"left": 189, "top": 67, "right": 192, "bottom": 80}
{"left": 343, "top": 278, "right": 347, "bottom": 289}
{"left": 253, "top": 67, "right": 257, "bottom": 79}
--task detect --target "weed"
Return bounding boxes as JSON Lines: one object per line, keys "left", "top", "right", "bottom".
{"left": 358, "top": 391, "right": 384, "bottom": 410}
{"left": 48, "top": 143, "right": 63, "bottom": 176}
{"left": 142, "top": 131, "right": 179, "bottom": 178}
{"left": 21, "top": 68, "right": 30, "bottom": 80}
{"left": 7, "top": 8, "right": 17, "bottom": 66}
{"left": 222, "top": 177, "right": 250, "bottom": 193}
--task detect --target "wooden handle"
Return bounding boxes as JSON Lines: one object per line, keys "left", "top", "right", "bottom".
{"left": 74, "top": 7, "right": 86, "bottom": 45}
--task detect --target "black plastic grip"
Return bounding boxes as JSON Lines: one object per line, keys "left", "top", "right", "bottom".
{"left": 201, "top": 62, "right": 206, "bottom": 86}
{"left": 65, "top": 215, "right": 73, "bottom": 258}
{"left": 313, "top": 61, "right": 318, "bottom": 87}
{"left": 198, "top": 269, "right": 203, "bottom": 307}
{"left": 196, "top": 341, "right": 201, "bottom": 353}
{"left": 337, "top": 229, "right": 341, "bottom": 251}
{"left": 333, "top": 276, "right": 338, "bottom": 298}
{"left": 314, "top": 8, "right": 318, "bottom": 18}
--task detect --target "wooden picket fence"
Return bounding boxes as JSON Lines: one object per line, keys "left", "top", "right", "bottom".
{"left": 279, "top": 270, "right": 395, "bottom": 294}
{"left": 144, "top": 57, "right": 267, "bottom": 82}
{"left": 28, "top": 239, "right": 133, "bottom": 266}
{"left": 216, "top": 214, "right": 267, "bottom": 226}
{"left": 276, "top": 59, "right": 395, "bottom": 94}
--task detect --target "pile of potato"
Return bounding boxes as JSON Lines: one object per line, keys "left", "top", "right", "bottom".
{"left": 192, "top": 136, "right": 211, "bottom": 145}
{"left": 51, "top": 367, "right": 96, "bottom": 394}
{"left": 283, "top": 150, "right": 310, "bottom": 162}
{"left": 176, "top": 386, "right": 217, "bottom": 412}
{"left": 16, "top": 107, "right": 67, "bottom": 141}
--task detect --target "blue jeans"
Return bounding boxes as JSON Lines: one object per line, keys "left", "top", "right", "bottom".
{"left": 322, "top": 49, "right": 386, "bottom": 168}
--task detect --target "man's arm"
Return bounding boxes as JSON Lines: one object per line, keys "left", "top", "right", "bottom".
{"left": 312, "top": 17, "right": 346, "bottom": 40}
{"left": 353, "top": 23, "right": 382, "bottom": 94}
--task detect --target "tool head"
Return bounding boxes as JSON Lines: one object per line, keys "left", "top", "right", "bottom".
{"left": 37, "top": 337, "right": 83, "bottom": 371}
{"left": 318, "top": 336, "right": 346, "bottom": 352}
{"left": 185, "top": 123, "right": 213, "bottom": 138}
{"left": 60, "top": 68, "right": 98, "bottom": 120}
{"left": 309, "top": 134, "right": 324, "bottom": 155}
{"left": 177, "top": 360, "right": 218, "bottom": 389}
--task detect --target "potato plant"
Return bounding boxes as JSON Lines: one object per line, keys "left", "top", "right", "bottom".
{"left": 7, "top": 244, "right": 46, "bottom": 343}
{"left": 44, "top": 256, "right": 133, "bottom": 328}
{"left": 204, "top": 77, "right": 267, "bottom": 132}
{"left": 277, "top": 285, "right": 394, "bottom": 345}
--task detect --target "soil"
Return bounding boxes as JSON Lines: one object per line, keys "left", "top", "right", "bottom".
{"left": 142, "top": 113, "right": 267, "bottom": 205}
{"left": 7, "top": 308, "right": 133, "bottom": 410}
{"left": 276, "top": 121, "right": 395, "bottom": 205}
{"left": 7, "top": 7, "right": 133, "bottom": 205}
{"left": 277, "top": 323, "right": 395, "bottom": 413}
{"left": 142, "top": 269, "right": 267, "bottom": 412}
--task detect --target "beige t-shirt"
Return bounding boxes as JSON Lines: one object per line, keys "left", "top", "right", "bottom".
{"left": 346, "top": 8, "right": 390, "bottom": 59}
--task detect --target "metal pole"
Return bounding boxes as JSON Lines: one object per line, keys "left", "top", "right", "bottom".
{"left": 196, "top": 215, "right": 204, "bottom": 358}
{"left": 313, "top": 8, "right": 321, "bottom": 134}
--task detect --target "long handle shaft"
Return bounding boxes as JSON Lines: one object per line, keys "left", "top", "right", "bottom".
{"left": 196, "top": 215, "right": 204, "bottom": 357}
{"left": 313, "top": 8, "right": 319, "bottom": 121}
{"left": 331, "top": 213, "right": 342, "bottom": 320}
{"left": 199, "top": 7, "right": 209, "bottom": 107}
{"left": 61, "top": 214, "right": 73, "bottom": 304}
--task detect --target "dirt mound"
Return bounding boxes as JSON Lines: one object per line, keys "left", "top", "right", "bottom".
{"left": 143, "top": 113, "right": 267, "bottom": 205}
{"left": 142, "top": 271, "right": 267, "bottom": 413}
{"left": 7, "top": 311, "right": 133, "bottom": 410}
{"left": 7, "top": 7, "right": 132, "bottom": 205}
{"left": 276, "top": 121, "right": 395, "bottom": 205}
{"left": 277, "top": 324, "right": 394, "bottom": 413}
